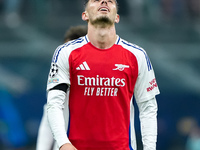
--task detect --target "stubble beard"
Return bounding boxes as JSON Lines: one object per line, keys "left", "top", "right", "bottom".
{"left": 90, "top": 16, "right": 113, "bottom": 28}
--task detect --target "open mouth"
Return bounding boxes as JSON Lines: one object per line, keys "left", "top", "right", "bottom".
{"left": 98, "top": 7, "right": 109, "bottom": 12}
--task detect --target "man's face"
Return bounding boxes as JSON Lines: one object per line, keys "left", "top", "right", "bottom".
{"left": 82, "top": 0, "right": 119, "bottom": 26}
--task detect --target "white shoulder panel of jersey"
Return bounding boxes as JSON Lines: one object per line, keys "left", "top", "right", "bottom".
{"left": 118, "top": 38, "right": 160, "bottom": 102}
{"left": 52, "top": 36, "right": 88, "bottom": 63}
{"left": 47, "top": 36, "right": 88, "bottom": 91}
{"left": 118, "top": 38, "right": 152, "bottom": 72}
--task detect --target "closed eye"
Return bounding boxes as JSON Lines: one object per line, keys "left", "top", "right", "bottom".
{"left": 94, "top": 0, "right": 114, "bottom": 2}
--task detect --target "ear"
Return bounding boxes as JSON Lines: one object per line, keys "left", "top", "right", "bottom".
{"left": 82, "top": 11, "right": 89, "bottom": 21}
{"left": 115, "top": 14, "right": 120, "bottom": 23}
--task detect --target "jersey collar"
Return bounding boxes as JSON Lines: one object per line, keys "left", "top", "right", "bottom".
{"left": 85, "top": 35, "right": 120, "bottom": 45}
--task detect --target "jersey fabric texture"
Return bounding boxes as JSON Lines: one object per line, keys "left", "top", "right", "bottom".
{"left": 47, "top": 35, "right": 160, "bottom": 150}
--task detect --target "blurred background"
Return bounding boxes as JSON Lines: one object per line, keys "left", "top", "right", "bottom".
{"left": 0, "top": 0, "right": 200, "bottom": 150}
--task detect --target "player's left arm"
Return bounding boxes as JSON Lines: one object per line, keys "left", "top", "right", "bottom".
{"left": 133, "top": 48, "right": 160, "bottom": 150}
{"left": 137, "top": 97, "right": 158, "bottom": 150}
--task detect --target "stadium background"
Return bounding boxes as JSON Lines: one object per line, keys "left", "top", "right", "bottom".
{"left": 0, "top": 0, "right": 200, "bottom": 150}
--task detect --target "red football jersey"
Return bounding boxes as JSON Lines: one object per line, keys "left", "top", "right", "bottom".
{"left": 47, "top": 36, "right": 160, "bottom": 150}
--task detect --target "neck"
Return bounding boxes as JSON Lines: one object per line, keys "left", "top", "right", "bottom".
{"left": 87, "top": 23, "right": 117, "bottom": 49}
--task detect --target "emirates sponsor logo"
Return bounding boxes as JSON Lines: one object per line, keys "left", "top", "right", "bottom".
{"left": 77, "top": 75, "right": 125, "bottom": 87}
{"left": 77, "top": 75, "right": 126, "bottom": 96}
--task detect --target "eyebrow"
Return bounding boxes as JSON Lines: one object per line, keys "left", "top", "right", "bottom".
{"left": 86, "top": 0, "right": 118, "bottom": 4}
{"left": 85, "top": 0, "right": 118, "bottom": 10}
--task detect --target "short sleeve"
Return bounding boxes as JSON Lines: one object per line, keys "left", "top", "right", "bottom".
{"left": 47, "top": 45, "right": 71, "bottom": 91}
{"left": 134, "top": 50, "right": 160, "bottom": 103}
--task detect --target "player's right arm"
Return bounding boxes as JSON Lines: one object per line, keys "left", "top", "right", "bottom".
{"left": 60, "top": 143, "right": 77, "bottom": 150}
{"left": 47, "top": 89, "right": 78, "bottom": 150}
{"left": 46, "top": 45, "right": 76, "bottom": 149}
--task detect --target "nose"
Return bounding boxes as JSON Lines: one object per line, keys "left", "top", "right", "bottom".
{"left": 101, "top": 0, "right": 107, "bottom": 5}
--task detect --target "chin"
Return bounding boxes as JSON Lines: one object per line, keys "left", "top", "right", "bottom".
{"left": 91, "top": 16, "right": 113, "bottom": 26}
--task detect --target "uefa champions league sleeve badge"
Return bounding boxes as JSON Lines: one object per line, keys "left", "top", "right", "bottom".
{"left": 49, "top": 63, "right": 59, "bottom": 78}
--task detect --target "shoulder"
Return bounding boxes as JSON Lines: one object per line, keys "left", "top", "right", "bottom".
{"left": 52, "top": 36, "right": 88, "bottom": 63}
{"left": 61, "top": 36, "right": 87, "bottom": 52}
{"left": 117, "top": 37, "right": 147, "bottom": 56}
{"left": 117, "top": 37, "right": 152, "bottom": 71}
